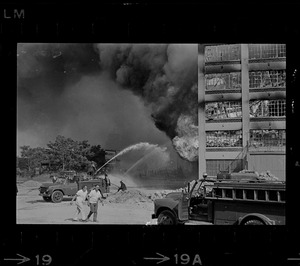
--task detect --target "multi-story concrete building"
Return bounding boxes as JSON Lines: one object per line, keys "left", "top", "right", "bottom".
{"left": 198, "top": 44, "right": 286, "bottom": 180}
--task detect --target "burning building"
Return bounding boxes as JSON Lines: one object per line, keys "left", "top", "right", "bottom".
{"left": 198, "top": 44, "right": 286, "bottom": 180}
{"left": 96, "top": 44, "right": 199, "bottom": 165}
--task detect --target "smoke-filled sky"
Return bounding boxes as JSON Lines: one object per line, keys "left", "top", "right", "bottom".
{"left": 17, "top": 43, "right": 198, "bottom": 162}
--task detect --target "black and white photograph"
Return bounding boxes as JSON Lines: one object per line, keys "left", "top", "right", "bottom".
{"left": 16, "top": 43, "right": 199, "bottom": 224}
{"left": 194, "top": 44, "right": 286, "bottom": 225}
{"left": 16, "top": 43, "right": 285, "bottom": 225}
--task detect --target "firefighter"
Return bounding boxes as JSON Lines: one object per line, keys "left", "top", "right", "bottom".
{"left": 117, "top": 180, "right": 127, "bottom": 192}
{"left": 104, "top": 171, "right": 111, "bottom": 196}
{"left": 51, "top": 174, "right": 57, "bottom": 183}
{"left": 87, "top": 162, "right": 96, "bottom": 176}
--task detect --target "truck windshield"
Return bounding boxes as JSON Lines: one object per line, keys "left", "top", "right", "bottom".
{"left": 191, "top": 180, "right": 214, "bottom": 196}
{"left": 63, "top": 178, "right": 76, "bottom": 184}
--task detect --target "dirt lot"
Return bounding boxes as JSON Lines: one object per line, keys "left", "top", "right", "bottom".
{"left": 16, "top": 175, "right": 171, "bottom": 225}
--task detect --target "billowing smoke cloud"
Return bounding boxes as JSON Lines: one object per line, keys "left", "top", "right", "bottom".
{"left": 95, "top": 44, "right": 198, "bottom": 161}
{"left": 17, "top": 44, "right": 170, "bottom": 153}
{"left": 17, "top": 43, "right": 199, "bottom": 163}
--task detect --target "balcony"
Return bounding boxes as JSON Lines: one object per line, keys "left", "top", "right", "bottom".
{"left": 249, "top": 129, "right": 286, "bottom": 152}
{"left": 205, "top": 44, "right": 241, "bottom": 64}
{"left": 249, "top": 70, "right": 286, "bottom": 89}
{"left": 248, "top": 44, "right": 286, "bottom": 61}
{"left": 205, "top": 101, "right": 242, "bottom": 129}
{"left": 250, "top": 99, "right": 286, "bottom": 117}
{"left": 206, "top": 130, "right": 242, "bottom": 148}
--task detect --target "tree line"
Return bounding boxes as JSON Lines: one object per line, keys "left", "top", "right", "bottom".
{"left": 17, "top": 135, "right": 107, "bottom": 174}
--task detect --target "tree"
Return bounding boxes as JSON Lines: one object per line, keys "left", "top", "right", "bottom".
{"left": 46, "top": 135, "right": 92, "bottom": 171}
{"left": 19, "top": 145, "right": 49, "bottom": 171}
{"left": 19, "top": 135, "right": 107, "bottom": 173}
{"left": 87, "top": 145, "right": 106, "bottom": 169}
{"left": 20, "top": 145, "right": 31, "bottom": 158}
{"left": 19, "top": 145, "right": 31, "bottom": 171}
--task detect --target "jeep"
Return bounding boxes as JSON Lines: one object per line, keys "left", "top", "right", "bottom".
{"left": 39, "top": 176, "right": 109, "bottom": 203}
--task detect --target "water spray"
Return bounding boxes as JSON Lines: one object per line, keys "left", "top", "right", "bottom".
{"left": 125, "top": 146, "right": 168, "bottom": 174}
{"left": 95, "top": 142, "right": 159, "bottom": 175}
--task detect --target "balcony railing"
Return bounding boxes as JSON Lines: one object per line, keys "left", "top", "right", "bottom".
{"left": 206, "top": 130, "right": 242, "bottom": 147}
{"left": 206, "top": 101, "right": 242, "bottom": 120}
{"left": 249, "top": 100, "right": 286, "bottom": 118}
{"left": 205, "top": 44, "right": 241, "bottom": 63}
{"left": 249, "top": 129, "right": 286, "bottom": 151}
{"left": 205, "top": 44, "right": 286, "bottom": 63}
{"left": 205, "top": 72, "right": 241, "bottom": 91}
{"left": 249, "top": 70, "right": 286, "bottom": 89}
{"left": 249, "top": 44, "right": 286, "bottom": 60}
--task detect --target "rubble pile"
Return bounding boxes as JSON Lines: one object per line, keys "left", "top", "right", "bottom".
{"left": 20, "top": 180, "right": 42, "bottom": 188}
{"left": 238, "top": 169, "right": 279, "bottom": 181}
{"left": 105, "top": 189, "right": 171, "bottom": 204}
{"left": 105, "top": 190, "right": 152, "bottom": 204}
{"left": 147, "top": 190, "right": 171, "bottom": 200}
{"left": 258, "top": 171, "right": 279, "bottom": 181}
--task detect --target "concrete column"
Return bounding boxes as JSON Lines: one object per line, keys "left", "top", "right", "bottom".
{"left": 241, "top": 44, "right": 250, "bottom": 148}
{"left": 198, "top": 44, "right": 206, "bottom": 177}
{"left": 241, "top": 44, "right": 250, "bottom": 169}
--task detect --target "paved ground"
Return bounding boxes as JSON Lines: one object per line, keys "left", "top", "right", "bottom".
{"left": 16, "top": 175, "right": 212, "bottom": 225}
{"left": 17, "top": 185, "right": 155, "bottom": 224}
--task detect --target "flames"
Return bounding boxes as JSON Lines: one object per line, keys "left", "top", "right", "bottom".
{"left": 95, "top": 44, "right": 198, "bottom": 162}
{"left": 172, "top": 115, "right": 199, "bottom": 162}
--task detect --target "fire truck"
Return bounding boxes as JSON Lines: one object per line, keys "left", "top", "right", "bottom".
{"left": 152, "top": 172, "right": 285, "bottom": 225}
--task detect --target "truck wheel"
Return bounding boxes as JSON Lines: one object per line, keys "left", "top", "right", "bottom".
{"left": 51, "top": 191, "right": 63, "bottom": 203}
{"left": 243, "top": 219, "right": 265, "bottom": 225}
{"left": 43, "top": 196, "right": 51, "bottom": 202}
{"left": 158, "top": 210, "right": 177, "bottom": 225}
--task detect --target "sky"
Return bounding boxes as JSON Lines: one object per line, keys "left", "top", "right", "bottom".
{"left": 17, "top": 43, "right": 198, "bottom": 167}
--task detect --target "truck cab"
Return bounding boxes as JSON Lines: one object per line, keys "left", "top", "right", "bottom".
{"left": 152, "top": 178, "right": 215, "bottom": 225}
{"left": 39, "top": 177, "right": 78, "bottom": 203}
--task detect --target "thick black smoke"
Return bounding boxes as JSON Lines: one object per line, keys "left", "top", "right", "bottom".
{"left": 17, "top": 43, "right": 170, "bottom": 152}
{"left": 17, "top": 43, "right": 198, "bottom": 162}
{"left": 95, "top": 44, "right": 198, "bottom": 140}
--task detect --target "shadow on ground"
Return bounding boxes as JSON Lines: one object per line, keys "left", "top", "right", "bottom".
{"left": 27, "top": 197, "right": 72, "bottom": 204}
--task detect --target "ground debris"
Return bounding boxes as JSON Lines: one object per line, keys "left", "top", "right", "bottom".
{"left": 238, "top": 169, "right": 280, "bottom": 181}
{"left": 105, "top": 189, "right": 170, "bottom": 204}
{"left": 258, "top": 170, "right": 279, "bottom": 181}
{"left": 105, "top": 190, "right": 152, "bottom": 204}
{"left": 20, "top": 180, "right": 42, "bottom": 187}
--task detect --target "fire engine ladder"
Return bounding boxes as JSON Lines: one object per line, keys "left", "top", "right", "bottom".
{"left": 226, "top": 141, "right": 250, "bottom": 173}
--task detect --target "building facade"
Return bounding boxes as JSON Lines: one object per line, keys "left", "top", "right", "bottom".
{"left": 198, "top": 44, "right": 286, "bottom": 180}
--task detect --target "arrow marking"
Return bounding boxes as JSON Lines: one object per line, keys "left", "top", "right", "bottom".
{"left": 287, "top": 253, "right": 300, "bottom": 261}
{"left": 4, "top": 253, "right": 30, "bottom": 265}
{"left": 144, "top": 252, "right": 170, "bottom": 264}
